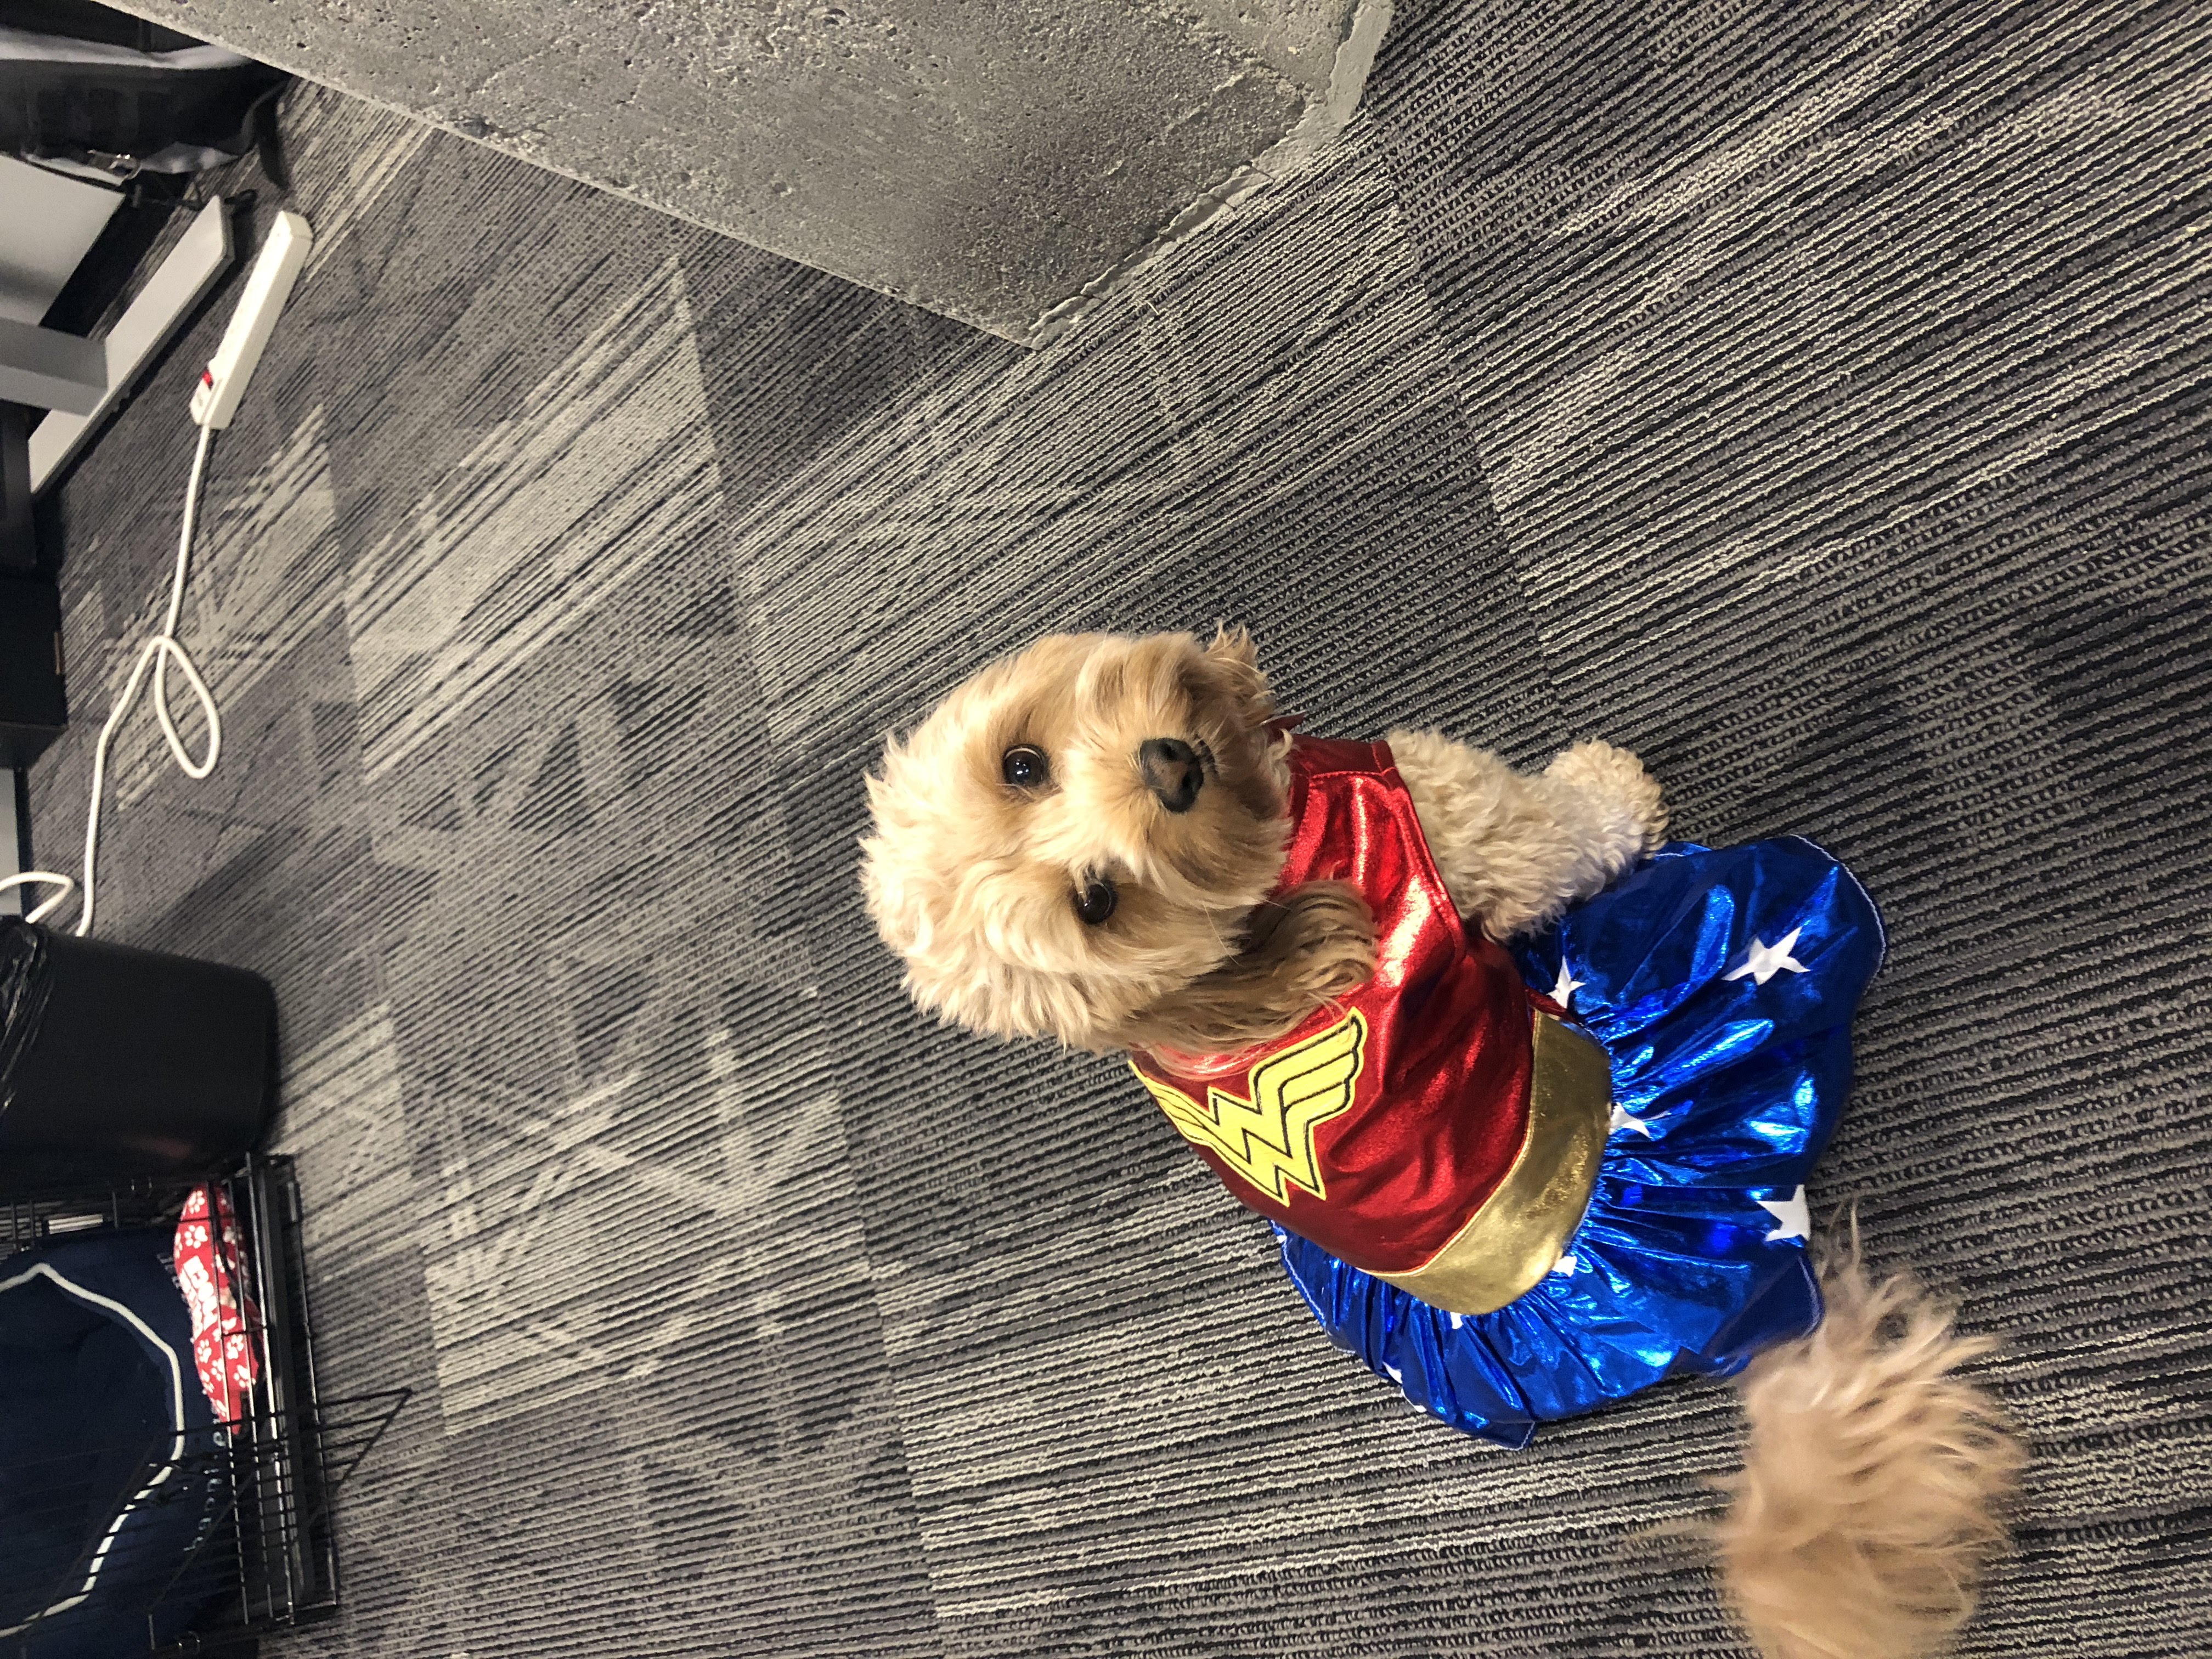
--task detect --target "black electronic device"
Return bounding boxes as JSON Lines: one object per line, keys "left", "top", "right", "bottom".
{"left": 0, "top": 567, "right": 66, "bottom": 770}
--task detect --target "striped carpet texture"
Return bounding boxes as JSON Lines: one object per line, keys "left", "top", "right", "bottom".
{"left": 28, "top": 0, "right": 2209, "bottom": 1651}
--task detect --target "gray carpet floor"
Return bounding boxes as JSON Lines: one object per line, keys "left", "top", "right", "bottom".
{"left": 26, "top": 0, "right": 2211, "bottom": 1652}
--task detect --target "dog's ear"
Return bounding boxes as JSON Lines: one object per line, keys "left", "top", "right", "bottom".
{"left": 1107, "top": 882, "right": 1375, "bottom": 1056}
{"left": 1202, "top": 624, "right": 1273, "bottom": 726}
{"left": 1206, "top": 622, "right": 1260, "bottom": 672}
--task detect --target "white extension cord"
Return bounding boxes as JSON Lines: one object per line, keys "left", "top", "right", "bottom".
{"left": 1, "top": 210, "right": 312, "bottom": 936}
{"left": 4, "top": 422, "right": 221, "bottom": 934}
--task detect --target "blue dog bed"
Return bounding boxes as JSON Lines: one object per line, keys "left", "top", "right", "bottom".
{"left": 0, "top": 1227, "right": 228, "bottom": 1657}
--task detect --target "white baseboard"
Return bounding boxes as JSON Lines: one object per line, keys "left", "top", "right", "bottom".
{"left": 1, "top": 768, "right": 20, "bottom": 917}
{"left": 30, "top": 200, "right": 235, "bottom": 494}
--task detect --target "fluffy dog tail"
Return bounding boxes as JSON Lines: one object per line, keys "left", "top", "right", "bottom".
{"left": 1714, "top": 1245, "right": 2026, "bottom": 1659}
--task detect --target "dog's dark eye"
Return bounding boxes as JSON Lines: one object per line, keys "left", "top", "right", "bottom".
{"left": 1073, "top": 878, "right": 1118, "bottom": 927}
{"left": 1001, "top": 746, "right": 1049, "bottom": 789}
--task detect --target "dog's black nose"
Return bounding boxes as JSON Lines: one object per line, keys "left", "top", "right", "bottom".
{"left": 1139, "top": 738, "right": 1204, "bottom": 813}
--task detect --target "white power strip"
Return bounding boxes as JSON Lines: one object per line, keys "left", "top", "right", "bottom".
{"left": 190, "top": 211, "right": 312, "bottom": 430}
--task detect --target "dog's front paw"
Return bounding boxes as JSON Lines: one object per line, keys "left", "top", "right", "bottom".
{"left": 1545, "top": 741, "right": 1668, "bottom": 873}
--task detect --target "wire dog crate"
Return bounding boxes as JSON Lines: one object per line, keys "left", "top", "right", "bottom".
{"left": 0, "top": 1155, "right": 406, "bottom": 1655}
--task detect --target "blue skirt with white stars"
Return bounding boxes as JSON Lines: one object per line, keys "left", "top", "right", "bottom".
{"left": 1275, "top": 837, "right": 1884, "bottom": 1449}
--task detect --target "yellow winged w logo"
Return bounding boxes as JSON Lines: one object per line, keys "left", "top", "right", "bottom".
{"left": 1131, "top": 1011, "right": 1368, "bottom": 1203}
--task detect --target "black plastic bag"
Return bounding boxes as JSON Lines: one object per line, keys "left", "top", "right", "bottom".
{"left": 0, "top": 1, "right": 287, "bottom": 177}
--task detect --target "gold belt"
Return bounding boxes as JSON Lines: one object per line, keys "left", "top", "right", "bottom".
{"left": 1372, "top": 1010, "right": 1612, "bottom": 1317}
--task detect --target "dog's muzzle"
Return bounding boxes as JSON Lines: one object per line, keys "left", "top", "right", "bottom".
{"left": 1139, "top": 738, "right": 1204, "bottom": 813}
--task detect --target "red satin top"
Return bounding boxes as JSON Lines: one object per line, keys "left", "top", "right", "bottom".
{"left": 1131, "top": 737, "right": 1541, "bottom": 1274}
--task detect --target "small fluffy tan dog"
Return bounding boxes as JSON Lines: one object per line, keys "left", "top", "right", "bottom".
{"left": 862, "top": 628, "right": 2022, "bottom": 1659}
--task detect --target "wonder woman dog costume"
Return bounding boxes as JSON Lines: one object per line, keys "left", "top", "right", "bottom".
{"left": 1131, "top": 737, "right": 1883, "bottom": 1448}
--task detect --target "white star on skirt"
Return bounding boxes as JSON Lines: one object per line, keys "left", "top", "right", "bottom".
{"left": 1757, "top": 1185, "right": 1811, "bottom": 1242}
{"left": 1549, "top": 961, "right": 1585, "bottom": 1009}
{"left": 1725, "top": 927, "right": 1809, "bottom": 986}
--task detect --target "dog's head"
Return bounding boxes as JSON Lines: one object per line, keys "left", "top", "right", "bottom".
{"left": 861, "top": 628, "right": 1369, "bottom": 1053}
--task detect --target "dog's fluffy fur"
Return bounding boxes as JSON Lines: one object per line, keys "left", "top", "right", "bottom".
{"left": 861, "top": 629, "right": 2023, "bottom": 1658}
{"left": 1386, "top": 727, "right": 1671, "bottom": 940}
{"left": 1717, "top": 1244, "right": 2024, "bottom": 1659}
